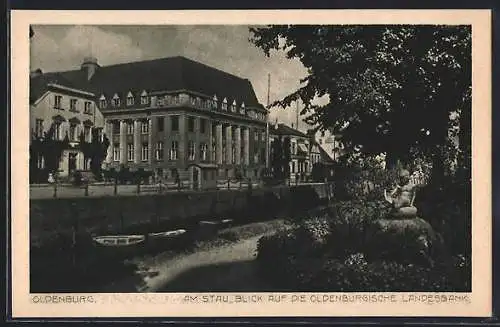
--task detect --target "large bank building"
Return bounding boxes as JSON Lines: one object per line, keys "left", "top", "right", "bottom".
{"left": 30, "top": 56, "right": 269, "bottom": 181}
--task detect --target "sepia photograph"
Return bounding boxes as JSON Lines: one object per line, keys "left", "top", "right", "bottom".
{"left": 11, "top": 9, "right": 491, "bottom": 318}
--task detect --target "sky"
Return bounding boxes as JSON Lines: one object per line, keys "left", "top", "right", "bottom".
{"left": 30, "top": 25, "right": 313, "bottom": 132}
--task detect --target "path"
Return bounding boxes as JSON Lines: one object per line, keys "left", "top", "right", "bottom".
{"left": 102, "top": 232, "right": 277, "bottom": 293}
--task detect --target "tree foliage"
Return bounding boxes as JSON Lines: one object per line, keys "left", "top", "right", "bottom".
{"left": 250, "top": 25, "right": 471, "bottom": 174}
{"left": 270, "top": 136, "right": 292, "bottom": 180}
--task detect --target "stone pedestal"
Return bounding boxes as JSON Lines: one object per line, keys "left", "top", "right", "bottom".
{"left": 364, "top": 217, "right": 443, "bottom": 266}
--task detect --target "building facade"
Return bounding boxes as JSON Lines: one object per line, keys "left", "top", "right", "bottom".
{"left": 30, "top": 56, "right": 268, "bottom": 182}
{"left": 269, "top": 123, "right": 312, "bottom": 182}
{"left": 30, "top": 72, "right": 105, "bottom": 178}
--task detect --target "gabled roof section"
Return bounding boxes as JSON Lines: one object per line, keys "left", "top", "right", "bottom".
{"left": 30, "top": 70, "right": 92, "bottom": 104}
{"left": 270, "top": 123, "right": 308, "bottom": 138}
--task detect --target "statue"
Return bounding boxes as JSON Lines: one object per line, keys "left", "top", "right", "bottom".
{"left": 384, "top": 169, "right": 418, "bottom": 219}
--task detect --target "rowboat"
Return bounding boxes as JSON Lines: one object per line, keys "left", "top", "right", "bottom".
{"left": 93, "top": 235, "right": 145, "bottom": 247}
{"left": 221, "top": 219, "right": 233, "bottom": 224}
{"left": 199, "top": 220, "right": 220, "bottom": 225}
{"left": 148, "top": 229, "right": 187, "bottom": 238}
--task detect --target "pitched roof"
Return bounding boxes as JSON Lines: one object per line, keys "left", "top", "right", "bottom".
{"left": 30, "top": 56, "right": 265, "bottom": 111}
{"left": 29, "top": 71, "right": 94, "bottom": 104}
{"left": 270, "top": 123, "right": 308, "bottom": 138}
{"left": 318, "top": 144, "right": 336, "bottom": 163}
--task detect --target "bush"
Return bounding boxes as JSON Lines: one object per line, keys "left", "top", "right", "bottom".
{"left": 257, "top": 198, "right": 470, "bottom": 292}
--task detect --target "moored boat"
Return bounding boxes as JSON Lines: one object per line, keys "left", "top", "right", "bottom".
{"left": 148, "top": 229, "right": 187, "bottom": 238}
{"left": 93, "top": 235, "right": 146, "bottom": 247}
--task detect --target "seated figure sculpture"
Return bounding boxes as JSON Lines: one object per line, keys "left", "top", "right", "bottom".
{"left": 384, "top": 169, "right": 418, "bottom": 219}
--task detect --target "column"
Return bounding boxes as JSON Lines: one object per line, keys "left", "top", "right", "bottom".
{"left": 178, "top": 115, "right": 186, "bottom": 167}
{"left": 148, "top": 118, "right": 153, "bottom": 165}
{"left": 133, "top": 119, "right": 140, "bottom": 164}
{"left": 216, "top": 123, "right": 223, "bottom": 165}
{"left": 243, "top": 127, "right": 250, "bottom": 166}
{"left": 225, "top": 124, "right": 232, "bottom": 164}
{"left": 105, "top": 120, "right": 113, "bottom": 164}
{"left": 119, "top": 120, "right": 126, "bottom": 165}
{"left": 234, "top": 125, "right": 241, "bottom": 165}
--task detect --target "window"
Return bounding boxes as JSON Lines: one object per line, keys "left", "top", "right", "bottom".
{"left": 35, "top": 119, "right": 43, "bottom": 138}
{"left": 127, "top": 122, "right": 134, "bottom": 135}
{"left": 84, "top": 126, "right": 91, "bottom": 142}
{"left": 141, "top": 120, "right": 149, "bottom": 134}
{"left": 200, "top": 143, "right": 207, "bottom": 161}
{"left": 127, "top": 95, "right": 134, "bottom": 106}
{"left": 231, "top": 145, "right": 236, "bottom": 164}
{"left": 155, "top": 141, "right": 164, "bottom": 160}
{"left": 200, "top": 119, "right": 206, "bottom": 134}
{"left": 188, "top": 141, "right": 196, "bottom": 161}
{"left": 70, "top": 99, "right": 78, "bottom": 112}
{"left": 113, "top": 144, "right": 120, "bottom": 161}
{"left": 84, "top": 101, "right": 92, "bottom": 114}
{"left": 96, "top": 128, "right": 103, "bottom": 142}
{"left": 140, "top": 90, "right": 148, "bottom": 105}
{"left": 292, "top": 142, "right": 297, "bottom": 155}
{"left": 141, "top": 143, "right": 149, "bottom": 161}
{"left": 157, "top": 117, "right": 164, "bottom": 132}
{"left": 222, "top": 98, "right": 228, "bottom": 111}
{"left": 112, "top": 121, "right": 120, "bottom": 134}
{"left": 171, "top": 115, "right": 179, "bottom": 131}
{"left": 261, "top": 131, "right": 266, "bottom": 141}
{"left": 170, "top": 141, "right": 178, "bottom": 160}
{"left": 211, "top": 141, "right": 216, "bottom": 161}
{"left": 212, "top": 95, "right": 218, "bottom": 109}
{"left": 53, "top": 122, "right": 62, "bottom": 140}
{"left": 99, "top": 95, "right": 106, "bottom": 108}
{"left": 240, "top": 102, "right": 246, "bottom": 114}
{"left": 69, "top": 124, "right": 78, "bottom": 141}
{"left": 36, "top": 154, "right": 44, "bottom": 169}
{"left": 54, "top": 95, "right": 62, "bottom": 109}
{"left": 112, "top": 94, "right": 120, "bottom": 107}
{"left": 291, "top": 162, "right": 295, "bottom": 173}
{"left": 127, "top": 144, "right": 134, "bottom": 162}
{"left": 254, "top": 131, "right": 259, "bottom": 142}
{"left": 231, "top": 100, "right": 237, "bottom": 113}
{"left": 222, "top": 144, "right": 226, "bottom": 163}
{"left": 188, "top": 117, "right": 195, "bottom": 132}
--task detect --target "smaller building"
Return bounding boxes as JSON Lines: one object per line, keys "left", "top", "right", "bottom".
{"left": 29, "top": 70, "right": 106, "bottom": 182}
{"left": 269, "top": 123, "right": 311, "bottom": 182}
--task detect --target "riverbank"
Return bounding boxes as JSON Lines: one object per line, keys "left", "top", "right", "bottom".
{"left": 31, "top": 219, "right": 288, "bottom": 293}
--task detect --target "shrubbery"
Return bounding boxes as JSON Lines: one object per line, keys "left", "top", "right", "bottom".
{"left": 257, "top": 197, "right": 471, "bottom": 292}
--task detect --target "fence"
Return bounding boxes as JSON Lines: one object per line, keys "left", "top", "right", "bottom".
{"left": 30, "top": 178, "right": 263, "bottom": 199}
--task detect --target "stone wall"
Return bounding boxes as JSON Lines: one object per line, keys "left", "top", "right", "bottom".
{"left": 30, "top": 183, "right": 332, "bottom": 247}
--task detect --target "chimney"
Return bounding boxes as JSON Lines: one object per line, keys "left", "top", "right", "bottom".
{"left": 30, "top": 68, "right": 43, "bottom": 78}
{"left": 81, "top": 56, "right": 99, "bottom": 80}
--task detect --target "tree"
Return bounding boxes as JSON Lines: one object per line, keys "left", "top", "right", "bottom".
{"left": 79, "top": 129, "right": 110, "bottom": 180}
{"left": 250, "top": 25, "right": 471, "bottom": 180}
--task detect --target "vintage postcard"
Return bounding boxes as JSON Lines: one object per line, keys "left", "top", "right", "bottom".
{"left": 11, "top": 9, "right": 491, "bottom": 318}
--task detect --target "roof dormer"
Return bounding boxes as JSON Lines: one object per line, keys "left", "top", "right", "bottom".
{"left": 222, "top": 97, "right": 228, "bottom": 110}
{"left": 140, "top": 90, "right": 149, "bottom": 105}
{"left": 126, "top": 91, "right": 134, "bottom": 106}
{"left": 99, "top": 94, "right": 107, "bottom": 108}
{"left": 112, "top": 93, "right": 121, "bottom": 107}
